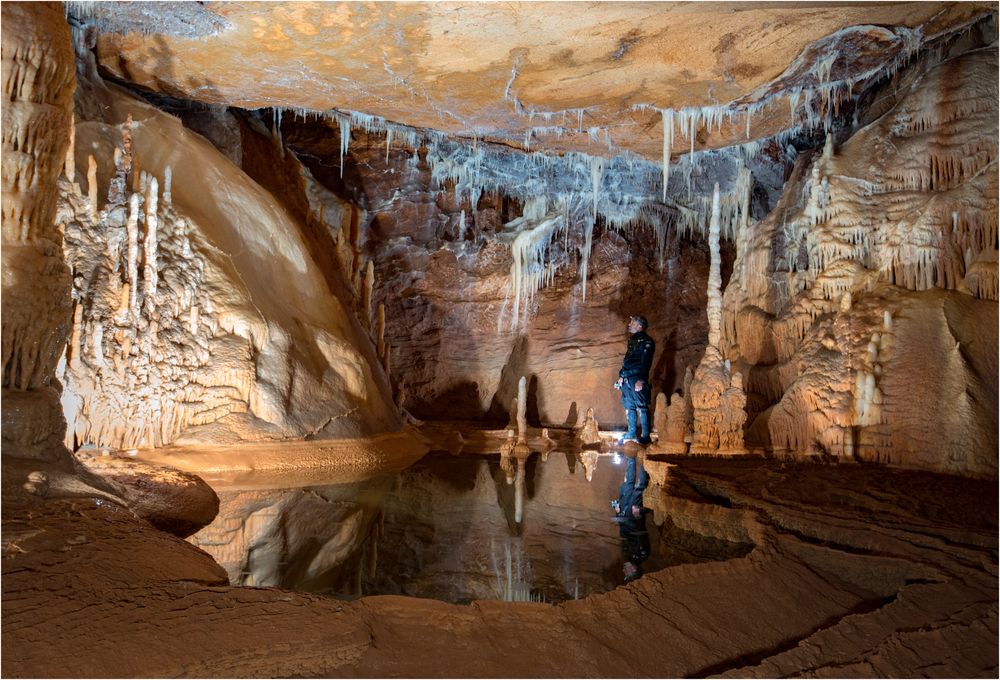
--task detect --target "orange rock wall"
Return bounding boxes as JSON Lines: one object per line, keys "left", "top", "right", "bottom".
{"left": 1, "top": 2, "right": 76, "bottom": 458}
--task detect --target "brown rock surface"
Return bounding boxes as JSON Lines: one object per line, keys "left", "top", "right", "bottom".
{"left": 89, "top": 3, "right": 992, "bottom": 160}
{"left": 73, "top": 449, "right": 220, "bottom": 537}
{"left": 1, "top": 2, "right": 76, "bottom": 459}
{"left": 2, "top": 453, "right": 995, "bottom": 677}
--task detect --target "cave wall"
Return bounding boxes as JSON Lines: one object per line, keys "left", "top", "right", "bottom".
{"left": 276, "top": 123, "right": 737, "bottom": 429}
{"left": 1, "top": 2, "right": 77, "bottom": 459}
{"left": 722, "top": 45, "right": 998, "bottom": 476}
{"left": 3, "top": 4, "right": 994, "bottom": 481}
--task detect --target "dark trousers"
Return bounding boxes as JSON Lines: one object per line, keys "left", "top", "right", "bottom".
{"left": 620, "top": 378, "right": 651, "bottom": 439}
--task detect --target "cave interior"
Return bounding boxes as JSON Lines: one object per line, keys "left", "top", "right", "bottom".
{"left": 1, "top": 1, "right": 998, "bottom": 678}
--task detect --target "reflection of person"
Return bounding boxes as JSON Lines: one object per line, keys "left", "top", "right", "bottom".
{"left": 614, "top": 315, "right": 655, "bottom": 445}
{"left": 612, "top": 455, "right": 651, "bottom": 582}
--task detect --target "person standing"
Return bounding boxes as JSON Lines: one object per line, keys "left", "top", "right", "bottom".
{"left": 614, "top": 315, "right": 655, "bottom": 445}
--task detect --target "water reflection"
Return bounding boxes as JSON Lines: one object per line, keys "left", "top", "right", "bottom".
{"left": 188, "top": 439, "right": 751, "bottom": 604}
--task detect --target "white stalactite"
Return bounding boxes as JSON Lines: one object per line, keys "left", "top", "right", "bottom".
{"left": 662, "top": 110, "right": 673, "bottom": 200}
{"left": 707, "top": 183, "right": 723, "bottom": 349}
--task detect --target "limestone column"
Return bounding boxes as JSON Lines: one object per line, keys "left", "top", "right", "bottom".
{"left": 1, "top": 2, "right": 76, "bottom": 459}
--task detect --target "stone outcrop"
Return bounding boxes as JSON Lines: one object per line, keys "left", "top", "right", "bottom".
{"left": 54, "top": 69, "right": 401, "bottom": 450}
{"left": 721, "top": 44, "right": 999, "bottom": 475}
{"left": 1, "top": 3, "right": 76, "bottom": 460}
{"left": 86, "top": 4, "right": 989, "bottom": 162}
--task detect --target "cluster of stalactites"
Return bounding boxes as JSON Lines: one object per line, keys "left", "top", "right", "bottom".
{"left": 57, "top": 117, "right": 253, "bottom": 450}
{"left": 503, "top": 196, "right": 565, "bottom": 330}
{"left": 717, "top": 45, "right": 997, "bottom": 463}
{"left": 725, "top": 48, "right": 998, "bottom": 364}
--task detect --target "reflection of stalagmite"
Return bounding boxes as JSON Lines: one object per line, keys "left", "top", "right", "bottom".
{"left": 577, "top": 450, "right": 599, "bottom": 482}
{"left": 577, "top": 407, "right": 601, "bottom": 446}
{"left": 514, "top": 456, "right": 526, "bottom": 524}
{"left": 499, "top": 429, "right": 516, "bottom": 483}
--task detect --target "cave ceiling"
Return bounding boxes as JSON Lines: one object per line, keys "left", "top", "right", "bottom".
{"left": 85, "top": 1, "right": 993, "bottom": 163}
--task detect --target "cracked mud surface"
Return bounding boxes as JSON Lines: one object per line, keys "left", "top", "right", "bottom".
{"left": 2, "top": 455, "right": 996, "bottom": 678}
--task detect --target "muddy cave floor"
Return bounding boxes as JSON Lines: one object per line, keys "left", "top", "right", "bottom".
{"left": 1, "top": 436, "right": 997, "bottom": 678}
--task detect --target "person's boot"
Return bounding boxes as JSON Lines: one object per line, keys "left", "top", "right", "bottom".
{"left": 618, "top": 409, "right": 638, "bottom": 444}
{"left": 637, "top": 408, "right": 651, "bottom": 445}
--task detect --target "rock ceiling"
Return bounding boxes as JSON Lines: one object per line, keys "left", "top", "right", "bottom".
{"left": 88, "top": 1, "right": 994, "bottom": 161}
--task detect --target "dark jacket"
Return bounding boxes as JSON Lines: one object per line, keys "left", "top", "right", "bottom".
{"left": 619, "top": 330, "right": 655, "bottom": 382}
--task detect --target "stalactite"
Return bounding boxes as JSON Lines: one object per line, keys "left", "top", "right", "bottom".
{"left": 706, "top": 183, "right": 723, "bottom": 349}
{"left": 661, "top": 109, "right": 673, "bottom": 201}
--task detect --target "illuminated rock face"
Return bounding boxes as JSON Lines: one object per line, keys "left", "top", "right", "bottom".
{"left": 86, "top": 3, "right": 990, "bottom": 161}
{"left": 1, "top": 3, "right": 76, "bottom": 459}
{"left": 54, "top": 78, "right": 400, "bottom": 450}
{"left": 721, "top": 46, "right": 998, "bottom": 476}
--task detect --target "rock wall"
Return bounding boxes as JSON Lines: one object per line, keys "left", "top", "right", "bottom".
{"left": 1, "top": 3, "right": 77, "bottom": 459}
{"left": 277, "top": 121, "right": 734, "bottom": 429}
{"left": 722, "top": 45, "right": 998, "bottom": 476}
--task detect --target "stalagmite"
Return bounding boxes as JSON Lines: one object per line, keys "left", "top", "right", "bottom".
{"left": 64, "top": 114, "right": 75, "bottom": 183}
{"left": 707, "top": 183, "right": 723, "bottom": 349}
{"left": 376, "top": 302, "right": 385, "bottom": 358}
{"left": 86, "top": 154, "right": 98, "bottom": 221}
{"left": 69, "top": 304, "right": 83, "bottom": 370}
{"left": 126, "top": 193, "right": 139, "bottom": 317}
{"left": 691, "top": 183, "right": 748, "bottom": 454}
{"left": 650, "top": 392, "right": 688, "bottom": 454}
{"left": 363, "top": 260, "right": 374, "bottom": 332}
{"left": 516, "top": 375, "right": 527, "bottom": 443}
{"left": 578, "top": 407, "right": 601, "bottom": 446}
{"left": 163, "top": 166, "right": 172, "bottom": 205}
{"left": 143, "top": 176, "right": 159, "bottom": 312}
